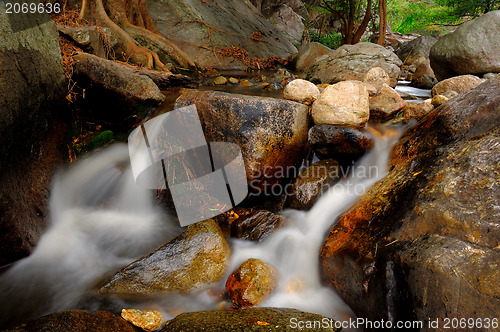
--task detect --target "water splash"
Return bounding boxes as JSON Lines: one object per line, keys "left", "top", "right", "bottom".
{"left": 0, "top": 144, "right": 182, "bottom": 328}
{"left": 0, "top": 126, "right": 403, "bottom": 329}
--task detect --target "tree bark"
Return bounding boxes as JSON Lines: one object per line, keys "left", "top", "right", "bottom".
{"left": 80, "top": 0, "right": 196, "bottom": 71}
{"left": 352, "top": 0, "right": 372, "bottom": 44}
{"left": 377, "top": 0, "right": 387, "bottom": 45}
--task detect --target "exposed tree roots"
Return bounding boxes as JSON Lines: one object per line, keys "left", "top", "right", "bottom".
{"left": 79, "top": 0, "right": 197, "bottom": 71}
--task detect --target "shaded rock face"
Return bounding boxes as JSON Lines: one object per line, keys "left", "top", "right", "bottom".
{"left": 6, "top": 310, "right": 139, "bottom": 332}
{"left": 308, "top": 125, "right": 374, "bottom": 163}
{"left": 431, "top": 74, "right": 483, "bottom": 97}
{"left": 269, "top": 4, "right": 304, "bottom": 44}
{"left": 0, "top": 11, "right": 67, "bottom": 265}
{"left": 411, "top": 59, "right": 437, "bottom": 89}
{"left": 303, "top": 42, "right": 402, "bottom": 87}
{"left": 430, "top": 10, "right": 500, "bottom": 81}
{"left": 175, "top": 90, "right": 309, "bottom": 192}
{"left": 285, "top": 159, "right": 341, "bottom": 210}
{"left": 396, "top": 36, "right": 437, "bottom": 67}
{"left": 321, "top": 77, "right": 500, "bottom": 328}
{"left": 311, "top": 80, "right": 370, "bottom": 127}
{"left": 73, "top": 53, "right": 165, "bottom": 118}
{"left": 226, "top": 258, "right": 278, "bottom": 307}
{"left": 294, "top": 42, "right": 332, "bottom": 71}
{"left": 99, "top": 220, "right": 231, "bottom": 296}
{"left": 161, "top": 307, "right": 340, "bottom": 332}
{"left": 230, "top": 210, "right": 286, "bottom": 241}
{"left": 148, "top": 0, "right": 297, "bottom": 69}
{"left": 57, "top": 25, "right": 117, "bottom": 58}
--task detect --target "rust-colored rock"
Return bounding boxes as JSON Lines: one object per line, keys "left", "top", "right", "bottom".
{"left": 321, "top": 77, "right": 500, "bottom": 328}
{"left": 369, "top": 84, "right": 406, "bottom": 122}
{"left": 121, "top": 309, "right": 162, "bottom": 332}
{"left": 226, "top": 258, "right": 278, "bottom": 307}
{"left": 230, "top": 210, "right": 286, "bottom": 241}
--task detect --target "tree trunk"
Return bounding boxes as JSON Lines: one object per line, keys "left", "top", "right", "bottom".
{"left": 377, "top": 0, "right": 387, "bottom": 46}
{"left": 351, "top": 0, "right": 372, "bottom": 44}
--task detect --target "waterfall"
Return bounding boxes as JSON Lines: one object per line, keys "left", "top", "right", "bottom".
{"left": 0, "top": 126, "right": 402, "bottom": 330}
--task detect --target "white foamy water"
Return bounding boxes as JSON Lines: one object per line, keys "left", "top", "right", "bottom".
{"left": 0, "top": 126, "right": 402, "bottom": 330}
{"left": 0, "top": 145, "right": 182, "bottom": 328}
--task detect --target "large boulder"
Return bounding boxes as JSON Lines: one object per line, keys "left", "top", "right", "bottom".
{"left": 396, "top": 36, "right": 437, "bottom": 67}
{"left": 303, "top": 42, "right": 402, "bottom": 87}
{"left": 294, "top": 42, "right": 332, "bottom": 71}
{"left": 99, "top": 220, "right": 231, "bottom": 296}
{"left": 321, "top": 77, "right": 500, "bottom": 328}
{"left": 311, "top": 80, "right": 370, "bottom": 127}
{"left": 73, "top": 53, "right": 165, "bottom": 118}
{"left": 161, "top": 308, "right": 340, "bottom": 331}
{"left": 269, "top": 4, "right": 305, "bottom": 44}
{"left": 283, "top": 78, "right": 320, "bottom": 105}
{"left": 430, "top": 10, "right": 500, "bottom": 81}
{"left": 175, "top": 90, "right": 309, "bottom": 192}
{"left": 148, "top": 0, "right": 297, "bottom": 69}
{"left": 0, "top": 9, "right": 67, "bottom": 265}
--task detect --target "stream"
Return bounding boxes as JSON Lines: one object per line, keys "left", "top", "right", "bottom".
{"left": 0, "top": 81, "right": 427, "bottom": 330}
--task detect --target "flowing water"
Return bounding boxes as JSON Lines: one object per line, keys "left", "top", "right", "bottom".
{"left": 0, "top": 72, "right": 415, "bottom": 329}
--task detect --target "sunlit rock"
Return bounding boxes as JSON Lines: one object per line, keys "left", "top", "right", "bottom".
{"left": 431, "top": 74, "right": 483, "bottom": 97}
{"left": 311, "top": 80, "right": 370, "bottom": 127}
{"left": 283, "top": 78, "right": 320, "bottom": 105}
{"left": 121, "top": 309, "right": 162, "bottom": 332}
{"left": 226, "top": 258, "right": 278, "bottom": 307}
{"left": 363, "top": 67, "right": 391, "bottom": 91}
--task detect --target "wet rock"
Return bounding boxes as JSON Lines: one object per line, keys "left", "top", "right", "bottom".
{"left": 431, "top": 94, "right": 449, "bottom": 107}
{"left": 99, "top": 219, "right": 231, "bottom": 296}
{"left": 431, "top": 74, "right": 483, "bottom": 97}
{"left": 402, "top": 100, "right": 434, "bottom": 120}
{"left": 411, "top": 59, "right": 437, "bottom": 89}
{"left": 161, "top": 307, "right": 340, "bottom": 331}
{"left": 0, "top": 8, "right": 67, "bottom": 265}
{"left": 396, "top": 36, "right": 437, "bottom": 67}
{"left": 121, "top": 309, "right": 162, "bottom": 332}
{"left": 175, "top": 90, "right": 309, "bottom": 192}
{"left": 149, "top": 0, "right": 297, "bottom": 69}
{"left": 229, "top": 77, "right": 239, "bottom": 84}
{"left": 430, "top": 10, "right": 500, "bottom": 80}
{"left": 230, "top": 210, "right": 286, "bottom": 241}
{"left": 283, "top": 79, "right": 320, "bottom": 105}
{"left": 6, "top": 310, "right": 139, "bottom": 332}
{"left": 303, "top": 42, "right": 402, "bottom": 87}
{"left": 321, "top": 77, "right": 500, "bottom": 327}
{"left": 269, "top": 4, "right": 304, "bottom": 44}
{"left": 285, "top": 159, "right": 341, "bottom": 210}
{"left": 58, "top": 25, "right": 117, "bottom": 58}
{"left": 363, "top": 67, "right": 391, "bottom": 91}
{"left": 308, "top": 124, "right": 375, "bottom": 163}
{"left": 369, "top": 84, "right": 406, "bottom": 122}
{"left": 312, "top": 80, "right": 369, "bottom": 127}
{"left": 226, "top": 258, "right": 278, "bottom": 307}
{"left": 214, "top": 76, "right": 228, "bottom": 85}
{"left": 240, "top": 79, "right": 253, "bottom": 87}
{"left": 73, "top": 53, "right": 165, "bottom": 117}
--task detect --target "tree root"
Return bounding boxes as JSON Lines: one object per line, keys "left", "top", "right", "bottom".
{"left": 80, "top": 0, "right": 198, "bottom": 71}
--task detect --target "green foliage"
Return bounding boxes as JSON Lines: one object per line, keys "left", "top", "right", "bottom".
{"left": 86, "top": 131, "right": 114, "bottom": 152}
{"left": 436, "top": 0, "right": 499, "bottom": 18}
{"left": 309, "top": 30, "right": 343, "bottom": 49}
{"left": 388, "top": 0, "right": 461, "bottom": 36}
